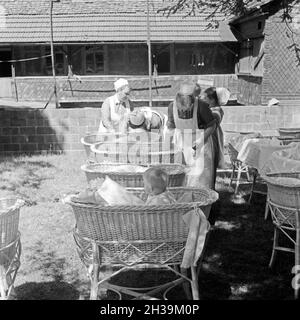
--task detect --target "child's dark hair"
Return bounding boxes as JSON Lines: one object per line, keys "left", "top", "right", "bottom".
{"left": 143, "top": 167, "right": 169, "bottom": 195}
{"left": 204, "top": 87, "right": 219, "bottom": 105}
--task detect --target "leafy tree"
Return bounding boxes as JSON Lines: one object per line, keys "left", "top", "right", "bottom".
{"left": 158, "top": 0, "right": 300, "bottom": 25}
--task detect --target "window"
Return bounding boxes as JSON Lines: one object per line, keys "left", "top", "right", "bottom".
{"left": 69, "top": 46, "right": 83, "bottom": 75}
{"left": 175, "top": 43, "right": 236, "bottom": 75}
{"left": 45, "top": 46, "right": 66, "bottom": 76}
{"left": 108, "top": 44, "right": 126, "bottom": 74}
{"left": 24, "top": 46, "right": 42, "bottom": 76}
{"left": 128, "top": 44, "right": 148, "bottom": 75}
{"left": 85, "top": 46, "right": 104, "bottom": 74}
{"left": 0, "top": 49, "right": 12, "bottom": 77}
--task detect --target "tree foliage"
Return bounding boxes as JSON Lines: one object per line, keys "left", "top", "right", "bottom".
{"left": 158, "top": 0, "right": 253, "bottom": 17}
{"left": 158, "top": 0, "right": 300, "bottom": 23}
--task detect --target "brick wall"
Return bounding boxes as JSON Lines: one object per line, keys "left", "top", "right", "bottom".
{"left": 262, "top": 17, "right": 300, "bottom": 104}
{"left": 1, "top": 104, "right": 300, "bottom": 156}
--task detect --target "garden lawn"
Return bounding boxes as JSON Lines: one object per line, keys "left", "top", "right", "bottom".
{"left": 0, "top": 153, "right": 295, "bottom": 300}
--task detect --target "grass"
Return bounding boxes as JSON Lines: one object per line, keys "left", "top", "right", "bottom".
{"left": 0, "top": 152, "right": 296, "bottom": 300}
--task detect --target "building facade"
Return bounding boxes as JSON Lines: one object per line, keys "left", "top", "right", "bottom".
{"left": 0, "top": 0, "right": 238, "bottom": 103}
{"left": 231, "top": 0, "right": 300, "bottom": 106}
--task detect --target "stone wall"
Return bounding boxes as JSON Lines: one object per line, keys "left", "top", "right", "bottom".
{"left": 1, "top": 104, "right": 300, "bottom": 156}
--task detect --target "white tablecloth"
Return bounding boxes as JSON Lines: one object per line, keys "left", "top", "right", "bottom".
{"left": 262, "top": 143, "right": 300, "bottom": 174}
{"left": 237, "top": 138, "right": 296, "bottom": 174}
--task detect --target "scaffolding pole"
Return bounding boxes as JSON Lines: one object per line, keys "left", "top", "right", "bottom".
{"left": 147, "top": 0, "right": 152, "bottom": 108}
{"left": 49, "top": 0, "right": 60, "bottom": 108}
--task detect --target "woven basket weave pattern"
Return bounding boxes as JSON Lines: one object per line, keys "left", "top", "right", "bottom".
{"left": 0, "top": 198, "right": 23, "bottom": 266}
{"left": 0, "top": 199, "right": 21, "bottom": 248}
{"left": 82, "top": 163, "right": 186, "bottom": 188}
{"left": 264, "top": 173, "right": 300, "bottom": 227}
{"left": 67, "top": 187, "right": 217, "bottom": 265}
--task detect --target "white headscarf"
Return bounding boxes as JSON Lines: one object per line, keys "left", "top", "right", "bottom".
{"left": 216, "top": 87, "right": 231, "bottom": 106}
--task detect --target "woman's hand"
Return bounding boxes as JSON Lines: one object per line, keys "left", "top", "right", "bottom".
{"left": 193, "top": 135, "right": 205, "bottom": 151}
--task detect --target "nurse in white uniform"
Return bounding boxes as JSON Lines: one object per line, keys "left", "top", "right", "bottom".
{"left": 98, "top": 78, "right": 133, "bottom": 134}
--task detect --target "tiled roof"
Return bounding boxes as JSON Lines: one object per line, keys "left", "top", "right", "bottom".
{"left": 0, "top": 0, "right": 237, "bottom": 43}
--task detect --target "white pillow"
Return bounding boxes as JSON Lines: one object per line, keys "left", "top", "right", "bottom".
{"left": 96, "top": 176, "right": 144, "bottom": 206}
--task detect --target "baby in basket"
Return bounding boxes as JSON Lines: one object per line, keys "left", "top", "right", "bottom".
{"left": 143, "top": 167, "right": 177, "bottom": 205}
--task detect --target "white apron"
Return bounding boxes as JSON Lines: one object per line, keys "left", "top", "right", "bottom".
{"left": 173, "top": 99, "right": 215, "bottom": 189}
{"left": 98, "top": 96, "right": 130, "bottom": 134}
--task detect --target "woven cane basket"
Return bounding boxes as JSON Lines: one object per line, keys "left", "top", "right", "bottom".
{"left": 81, "top": 163, "right": 186, "bottom": 187}
{"left": 91, "top": 143, "right": 182, "bottom": 164}
{"left": 278, "top": 128, "right": 300, "bottom": 137}
{"left": 262, "top": 172, "right": 300, "bottom": 227}
{"left": 0, "top": 198, "right": 24, "bottom": 265}
{"left": 81, "top": 132, "right": 162, "bottom": 161}
{"left": 81, "top": 133, "right": 127, "bottom": 161}
{"left": 64, "top": 187, "right": 218, "bottom": 267}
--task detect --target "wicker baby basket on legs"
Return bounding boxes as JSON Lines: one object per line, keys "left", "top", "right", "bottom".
{"left": 64, "top": 187, "right": 218, "bottom": 300}
{"left": 0, "top": 198, "right": 24, "bottom": 300}
{"left": 81, "top": 163, "right": 186, "bottom": 188}
{"left": 262, "top": 172, "right": 300, "bottom": 299}
{"left": 227, "top": 143, "right": 251, "bottom": 195}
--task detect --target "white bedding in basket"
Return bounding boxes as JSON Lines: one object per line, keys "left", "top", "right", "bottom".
{"left": 96, "top": 176, "right": 144, "bottom": 206}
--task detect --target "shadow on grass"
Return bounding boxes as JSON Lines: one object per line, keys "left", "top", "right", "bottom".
{"left": 11, "top": 172, "right": 297, "bottom": 300}
{"left": 201, "top": 180, "right": 295, "bottom": 300}
{"left": 19, "top": 241, "right": 89, "bottom": 299}
{"left": 15, "top": 281, "right": 80, "bottom": 300}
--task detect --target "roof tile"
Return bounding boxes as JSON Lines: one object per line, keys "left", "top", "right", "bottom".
{"left": 0, "top": 0, "right": 237, "bottom": 43}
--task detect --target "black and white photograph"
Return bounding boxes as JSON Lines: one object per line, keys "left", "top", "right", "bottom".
{"left": 0, "top": 0, "right": 300, "bottom": 304}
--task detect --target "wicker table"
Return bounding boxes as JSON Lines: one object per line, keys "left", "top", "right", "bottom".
{"left": 237, "top": 138, "right": 295, "bottom": 174}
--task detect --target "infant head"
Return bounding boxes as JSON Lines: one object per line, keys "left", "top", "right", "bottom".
{"left": 143, "top": 167, "right": 168, "bottom": 196}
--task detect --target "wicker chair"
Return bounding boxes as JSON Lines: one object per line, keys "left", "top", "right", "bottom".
{"left": 0, "top": 198, "right": 24, "bottom": 300}
{"left": 227, "top": 143, "right": 251, "bottom": 195}
{"left": 64, "top": 187, "right": 218, "bottom": 300}
{"left": 262, "top": 172, "right": 300, "bottom": 299}
{"left": 81, "top": 163, "right": 186, "bottom": 188}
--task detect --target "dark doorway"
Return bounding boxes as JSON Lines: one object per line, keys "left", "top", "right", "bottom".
{"left": 152, "top": 44, "right": 170, "bottom": 74}
{"left": 0, "top": 51, "right": 12, "bottom": 77}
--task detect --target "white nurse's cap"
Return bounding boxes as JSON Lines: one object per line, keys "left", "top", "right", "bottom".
{"left": 114, "top": 78, "right": 129, "bottom": 91}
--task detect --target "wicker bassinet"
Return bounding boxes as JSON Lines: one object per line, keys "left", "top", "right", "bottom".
{"left": 64, "top": 187, "right": 218, "bottom": 267}
{"left": 80, "top": 163, "right": 186, "bottom": 187}
{"left": 81, "top": 133, "right": 127, "bottom": 161}
{"left": 81, "top": 132, "right": 163, "bottom": 162}
{"left": 278, "top": 127, "right": 300, "bottom": 137}
{"left": 262, "top": 172, "right": 300, "bottom": 227}
{"left": 0, "top": 198, "right": 23, "bottom": 249}
{"left": 0, "top": 198, "right": 24, "bottom": 299}
{"left": 91, "top": 142, "right": 183, "bottom": 164}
